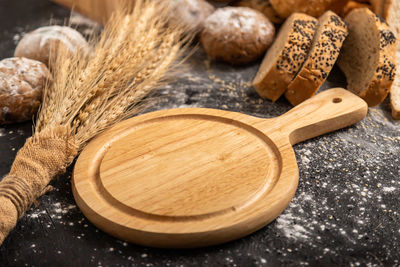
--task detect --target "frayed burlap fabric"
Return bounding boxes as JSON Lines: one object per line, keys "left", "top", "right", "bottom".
{"left": 0, "top": 126, "right": 77, "bottom": 245}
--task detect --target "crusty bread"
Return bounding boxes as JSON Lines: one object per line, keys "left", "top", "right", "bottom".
{"left": 234, "top": 0, "right": 284, "bottom": 24}
{"left": 269, "top": 0, "right": 349, "bottom": 18}
{"left": 338, "top": 8, "right": 396, "bottom": 107}
{"left": 285, "top": 11, "right": 348, "bottom": 106}
{"left": 14, "top": 26, "right": 89, "bottom": 67}
{"left": 391, "top": 51, "right": 400, "bottom": 119}
{"left": 340, "top": 0, "right": 371, "bottom": 17}
{"left": 201, "top": 7, "right": 275, "bottom": 65}
{"left": 0, "top": 57, "right": 51, "bottom": 124}
{"left": 370, "top": 0, "right": 385, "bottom": 16}
{"left": 253, "top": 13, "right": 317, "bottom": 101}
{"left": 383, "top": 0, "right": 400, "bottom": 119}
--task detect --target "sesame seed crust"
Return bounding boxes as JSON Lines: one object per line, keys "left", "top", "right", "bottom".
{"left": 285, "top": 11, "right": 348, "bottom": 106}
{"left": 253, "top": 13, "right": 318, "bottom": 101}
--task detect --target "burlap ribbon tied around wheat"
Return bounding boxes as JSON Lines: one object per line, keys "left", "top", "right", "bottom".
{"left": 0, "top": 0, "right": 188, "bottom": 246}
{"left": 0, "top": 126, "right": 77, "bottom": 244}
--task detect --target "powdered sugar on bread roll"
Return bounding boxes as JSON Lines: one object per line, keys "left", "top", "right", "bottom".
{"left": 14, "top": 26, "right": 90, "bottom": 66}
{"left": 201, "top": 7, "right": 275, "bottom": 65}
{"left": 0, "top": 57, "right": 52, "bottom": 124}
{"left": 338, "top": 8, "right": 396, "bottom": 107}
{"left": 253, "top": 13, "right": 318, "bottom": 101}
{"left": 285, "top": 11, "right": 348, "bottom": 106}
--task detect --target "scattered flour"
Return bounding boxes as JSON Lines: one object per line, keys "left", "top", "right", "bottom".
{"left": 0, "top": 128, "right": 5, "bottom": 137}
{"left": 276, "top": 212, "right": 311, "bottom": 241}
{"left": 69, "top": 11, "right": 102, "bottom": 36}
{"left": 382, "top": 186, "right": 396, "bottom": 193}
{"left": 12, "top": 26, "right": 26, "bottom": 45}
{"left": 26, "top": 202, "right": 76, "bottom": 219}
{"left": 275, "top": 193, "right": 315, "bottom": 241}
{"left": 27, "top": 210, "right": 46, "bottom": 219}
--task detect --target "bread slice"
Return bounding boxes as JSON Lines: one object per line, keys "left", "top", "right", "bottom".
{"left": 269, "top": 0, "right": 349, "bottom": 18}
{"left": 383, "top": 0, "right": 400, "bottom": 119}
{"left": 391, "top": 51, "right": 400, "bottom": 119}
{"left": 337, "top": 8, "right": 396, "bottom": 107}
{"left": 285, "top": 11, "right": 348, "bottom": 106}
{"left": 253, "top": 13, "right": 318, "bottom": 101}
{"left": 234, "top": 0, "right": 284, "bottom": 24}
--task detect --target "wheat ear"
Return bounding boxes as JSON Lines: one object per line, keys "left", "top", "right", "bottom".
{"left": 0, "top": 0, "right": 192, "bottom": 245}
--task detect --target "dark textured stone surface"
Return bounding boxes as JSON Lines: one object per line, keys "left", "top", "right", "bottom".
{"left": 1, "top": 1, "right": 400, "bottom": 266}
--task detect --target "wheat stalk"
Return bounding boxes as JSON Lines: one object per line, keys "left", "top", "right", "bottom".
{"left": 0, "top": 0, "right": 193, "bottom": 245}
{"left": 36, "top": 0, "right": 191, "bottom": 149}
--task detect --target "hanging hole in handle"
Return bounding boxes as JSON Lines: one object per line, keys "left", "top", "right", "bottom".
{"left": 332, "top": 98, "right": 342, "bottom": 103}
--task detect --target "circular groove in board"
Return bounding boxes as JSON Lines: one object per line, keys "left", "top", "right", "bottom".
{"left": 72, "top": 89, "right": 369, "bottom": 248}
{"left": 98, "top": 114, "right": 280, "bottom": 219}
{"left": 72, "top": 109, "right": 294, "bottom": 248}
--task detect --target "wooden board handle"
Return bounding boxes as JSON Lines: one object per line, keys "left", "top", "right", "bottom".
{"left": 276, "top": 88, "right": 368, "bottom": 145}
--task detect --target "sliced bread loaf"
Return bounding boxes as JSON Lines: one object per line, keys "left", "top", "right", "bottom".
{"left": 253, "top": 13, "right": 318, "bottom": 101}
{"left": 337, "top": 8, "right": 396, "bottom": 107}
{"left": 285, "top": 11, "right": 348, "bottom": 106}
{"left": 383, "top": 0, "right": 400, "bottom": 119}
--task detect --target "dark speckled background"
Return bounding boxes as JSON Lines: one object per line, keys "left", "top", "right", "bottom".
{"left": 1, "top": 1, "right": 400, "bottom": 266}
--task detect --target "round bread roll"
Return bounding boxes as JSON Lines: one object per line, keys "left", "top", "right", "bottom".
{"left": 0, "top": 57, "right": 52, "bottom": 124}
{"left": 170, "top": 0, "right": 215, "bottom": 34}
{"left": 14, "top": 25, "right": 89, "bottom": 66}
{"left": 200, "top": 7, "right": 275, "bottom": 65}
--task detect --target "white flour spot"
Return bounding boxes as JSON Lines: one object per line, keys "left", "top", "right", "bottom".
{"left": 276, "top": 213, "right": 311, "bottom": 240}
{"left": 26, "top": 210, "right": 46, "bottom": 219}
{"left": 70, "top": 11, "right": 101, "bottom": 36}
{"left": 70, "top": 12, "right": 99, "bottom": 29}
{"left": 382, "top": 186, "right": 396, "bottom": 192}
{"left": 13, "top": 33, "right": 21, "bottom": 44}
{"left": 275, "top": 193, "right": 316, "bottom": 241}
{"left": 12, "top": 26, "right": 26, "bottom": 45}
{"left": 0, "top": 128, "right": 5, "bottom": 137}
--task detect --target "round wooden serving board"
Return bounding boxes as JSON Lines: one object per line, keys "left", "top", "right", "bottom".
{"left": 72, "top": 88, "right": 368, "bottom": 248}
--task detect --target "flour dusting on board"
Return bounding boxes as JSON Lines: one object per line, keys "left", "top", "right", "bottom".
{"left": 0, "top": 128, "right": 5, "bottom": 137}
